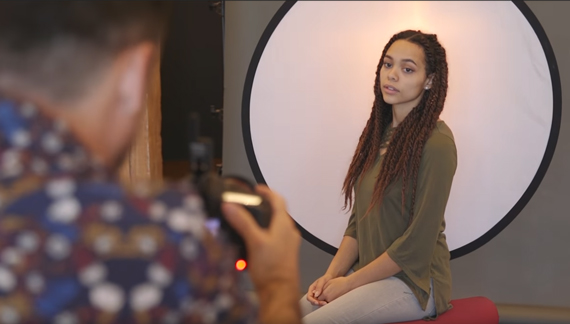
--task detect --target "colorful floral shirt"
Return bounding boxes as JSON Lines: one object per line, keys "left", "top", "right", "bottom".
{"left": 0, "top": 96, "right": 257, "bottom": 324}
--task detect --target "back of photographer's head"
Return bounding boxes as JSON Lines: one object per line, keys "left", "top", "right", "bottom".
{"left": 0, "top": 1, "right": 170, "bottom": 167}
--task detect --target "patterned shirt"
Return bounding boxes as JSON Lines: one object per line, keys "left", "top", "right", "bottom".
{"left": 0, "top": 96, "right": 257, "bottom": 324}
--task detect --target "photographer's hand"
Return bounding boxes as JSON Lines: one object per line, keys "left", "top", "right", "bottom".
{"left": 221, "top": 185, "right": 301, "bottom": 324}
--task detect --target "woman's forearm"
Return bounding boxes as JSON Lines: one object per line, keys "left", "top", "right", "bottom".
{"left": 325, "top": 236, "right": 359, "bottom": 277}
{"left": 346, "top": 251, "right": 401, "bottom": 289}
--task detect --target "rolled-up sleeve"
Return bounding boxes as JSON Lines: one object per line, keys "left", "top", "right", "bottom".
{"left": 344, "top": 212, "right": 357, "bottom": 239}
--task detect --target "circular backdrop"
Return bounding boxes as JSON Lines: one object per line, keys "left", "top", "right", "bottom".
{"left": 242, "top": 1, "right": 561, "bottom": 258}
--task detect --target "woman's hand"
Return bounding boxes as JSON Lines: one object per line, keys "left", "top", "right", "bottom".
{"left": 306, "top": 274, "right": 334, "bottom": 306}
{"left": 317, "top": 276, "right": 354, "bottom": 304}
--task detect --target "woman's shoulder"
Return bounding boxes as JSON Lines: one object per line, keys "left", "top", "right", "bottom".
{"left": 425, "top": 120, "right": 456, "bottom": 153}
{"left": 432, "top": 120, "right": 454, "bottom": 141}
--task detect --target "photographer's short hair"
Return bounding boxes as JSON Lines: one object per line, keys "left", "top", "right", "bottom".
{"left": 0, "top": 1, "right": 171, "bottom": 101}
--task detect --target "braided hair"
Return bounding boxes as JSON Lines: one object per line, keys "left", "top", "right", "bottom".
{"left": 341, "top": 30, "right": 449, "bottom": 225}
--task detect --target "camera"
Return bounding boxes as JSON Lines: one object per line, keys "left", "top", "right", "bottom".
{"left": 187, "top": 113, "right": 271, "bottom": 261}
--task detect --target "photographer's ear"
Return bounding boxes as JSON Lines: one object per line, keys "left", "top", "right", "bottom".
{"left": 115, "top": 42, "right": 156, "bottom": 118}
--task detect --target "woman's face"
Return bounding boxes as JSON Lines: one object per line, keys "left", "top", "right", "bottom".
{"left": 379, "top": 40, "right": 433, "bottom": 112}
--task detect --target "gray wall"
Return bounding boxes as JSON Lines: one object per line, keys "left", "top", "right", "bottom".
{"left": 223, "top": 1, "right": 570, "bottom": 307}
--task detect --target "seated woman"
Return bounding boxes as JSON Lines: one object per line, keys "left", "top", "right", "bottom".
{"left": 300, "top": 30, "right": 457, "bottom": 324}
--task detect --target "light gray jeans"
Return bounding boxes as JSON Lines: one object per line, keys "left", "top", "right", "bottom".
{"left": 299, "top": 276, "right": 435, "bottom": 324}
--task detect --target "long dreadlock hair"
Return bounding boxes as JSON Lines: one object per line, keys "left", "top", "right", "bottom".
{"left": 341, "top": 30, "right": 449, "bottom": 225}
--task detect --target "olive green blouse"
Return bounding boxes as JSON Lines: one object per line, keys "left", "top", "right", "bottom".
{"left": 344, "top": 120, "right": 457, "bottom": 318}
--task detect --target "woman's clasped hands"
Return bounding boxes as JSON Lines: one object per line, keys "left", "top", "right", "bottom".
{"left": 307, "top": 274, "right": 355, "bottom": 306}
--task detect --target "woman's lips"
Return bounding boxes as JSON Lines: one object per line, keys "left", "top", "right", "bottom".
{"left": 383, "top": 85, "right": 399, "bottom": 94}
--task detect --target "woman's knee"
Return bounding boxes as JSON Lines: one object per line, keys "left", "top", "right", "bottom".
{"left": 299, "top": 293, "right": 321, "bottom": 318}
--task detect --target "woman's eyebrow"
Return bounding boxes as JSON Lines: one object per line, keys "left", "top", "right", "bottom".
{"left": 385, "top": 55, "right": 418, "bottom": 66}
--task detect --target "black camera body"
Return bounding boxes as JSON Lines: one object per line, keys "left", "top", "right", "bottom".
{"left": 187, "top": 114, "right": 271, "bottom": 261}
{"left": 196, "top": 172, "right": 271, "bottom": 260}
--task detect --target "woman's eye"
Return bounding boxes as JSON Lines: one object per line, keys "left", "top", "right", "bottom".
{"left": 403, "top": 68, "right": 414, "bottom": 73}
{"left": 383, "top": 62, "right": 392, "bottom": 68}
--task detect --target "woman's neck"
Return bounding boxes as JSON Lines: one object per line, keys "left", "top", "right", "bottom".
{"left": 391, "top": 104, "right": 414, "bottom": 127}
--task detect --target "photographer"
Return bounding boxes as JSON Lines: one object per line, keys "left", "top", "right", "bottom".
{"left": 0, "top": 2, "right": 301, "bottom": 323}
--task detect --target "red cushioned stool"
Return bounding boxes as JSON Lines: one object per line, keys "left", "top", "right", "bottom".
{"left": 391, "top": 297, "right": 499, "bottom": 324}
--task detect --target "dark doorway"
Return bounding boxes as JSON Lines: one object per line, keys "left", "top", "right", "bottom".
{"left": 160, "top": 1, "right": 224, "bottom": 180}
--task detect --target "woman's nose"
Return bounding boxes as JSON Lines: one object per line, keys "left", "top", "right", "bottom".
{"left": 387, "top": 69, "right": 398, "bottom": 81}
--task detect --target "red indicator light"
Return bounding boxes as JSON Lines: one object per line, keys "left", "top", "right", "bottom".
{"left": 235, "top": 259, "right": 247, "bottom": 271}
